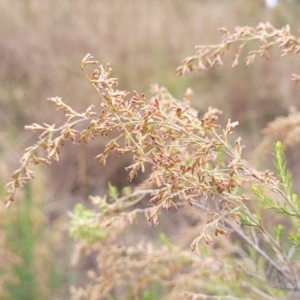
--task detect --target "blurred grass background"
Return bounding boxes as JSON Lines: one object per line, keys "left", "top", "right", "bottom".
{"left": 1, "top": 0, "right": 300, "bottom": 298}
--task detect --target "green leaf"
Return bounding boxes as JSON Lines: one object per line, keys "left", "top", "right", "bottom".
{"left": 240, "top": 213, "right": 256, "bottom": 226}
{"left": 289, "top": 232, "right": 300, "bottom": 247}
{"left": 69, "top": 204, "right": 107, "bottom": 243}
{"left": 252, "top": 187, "right": 276, "bottom": 208}
{"left": 273, "top": 141, "right": 292, "bottom": 196}
{"left": 122, "top": 186, "right": 132, "bottom": 196}
{"left": 273, "top": 224, "right": 283, "bottom": 241}
{"left": 108, "top": 182, "right": 119, "bottom": 201}
{"left": 159, "top": 233, "right": 174, "bottom": 250}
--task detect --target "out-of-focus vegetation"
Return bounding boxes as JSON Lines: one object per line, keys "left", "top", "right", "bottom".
{"left": 2, "top": 0, "right": 300, "bottom": 299}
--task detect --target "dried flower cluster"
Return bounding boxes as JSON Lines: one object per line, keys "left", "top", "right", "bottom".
{"left": 6, "top": 23, "right": 300, "bottom": 299}
{"left": 177, "top": 22, "right": 300, "bottom": 78}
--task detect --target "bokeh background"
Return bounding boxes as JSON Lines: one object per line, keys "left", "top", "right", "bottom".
{"left": 1, "top": 0, "right": 300, "bottom": 299}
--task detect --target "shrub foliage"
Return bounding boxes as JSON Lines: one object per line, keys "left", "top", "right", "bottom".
{"left": 6, "top": 23, "right": 300, "bottom": 299}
